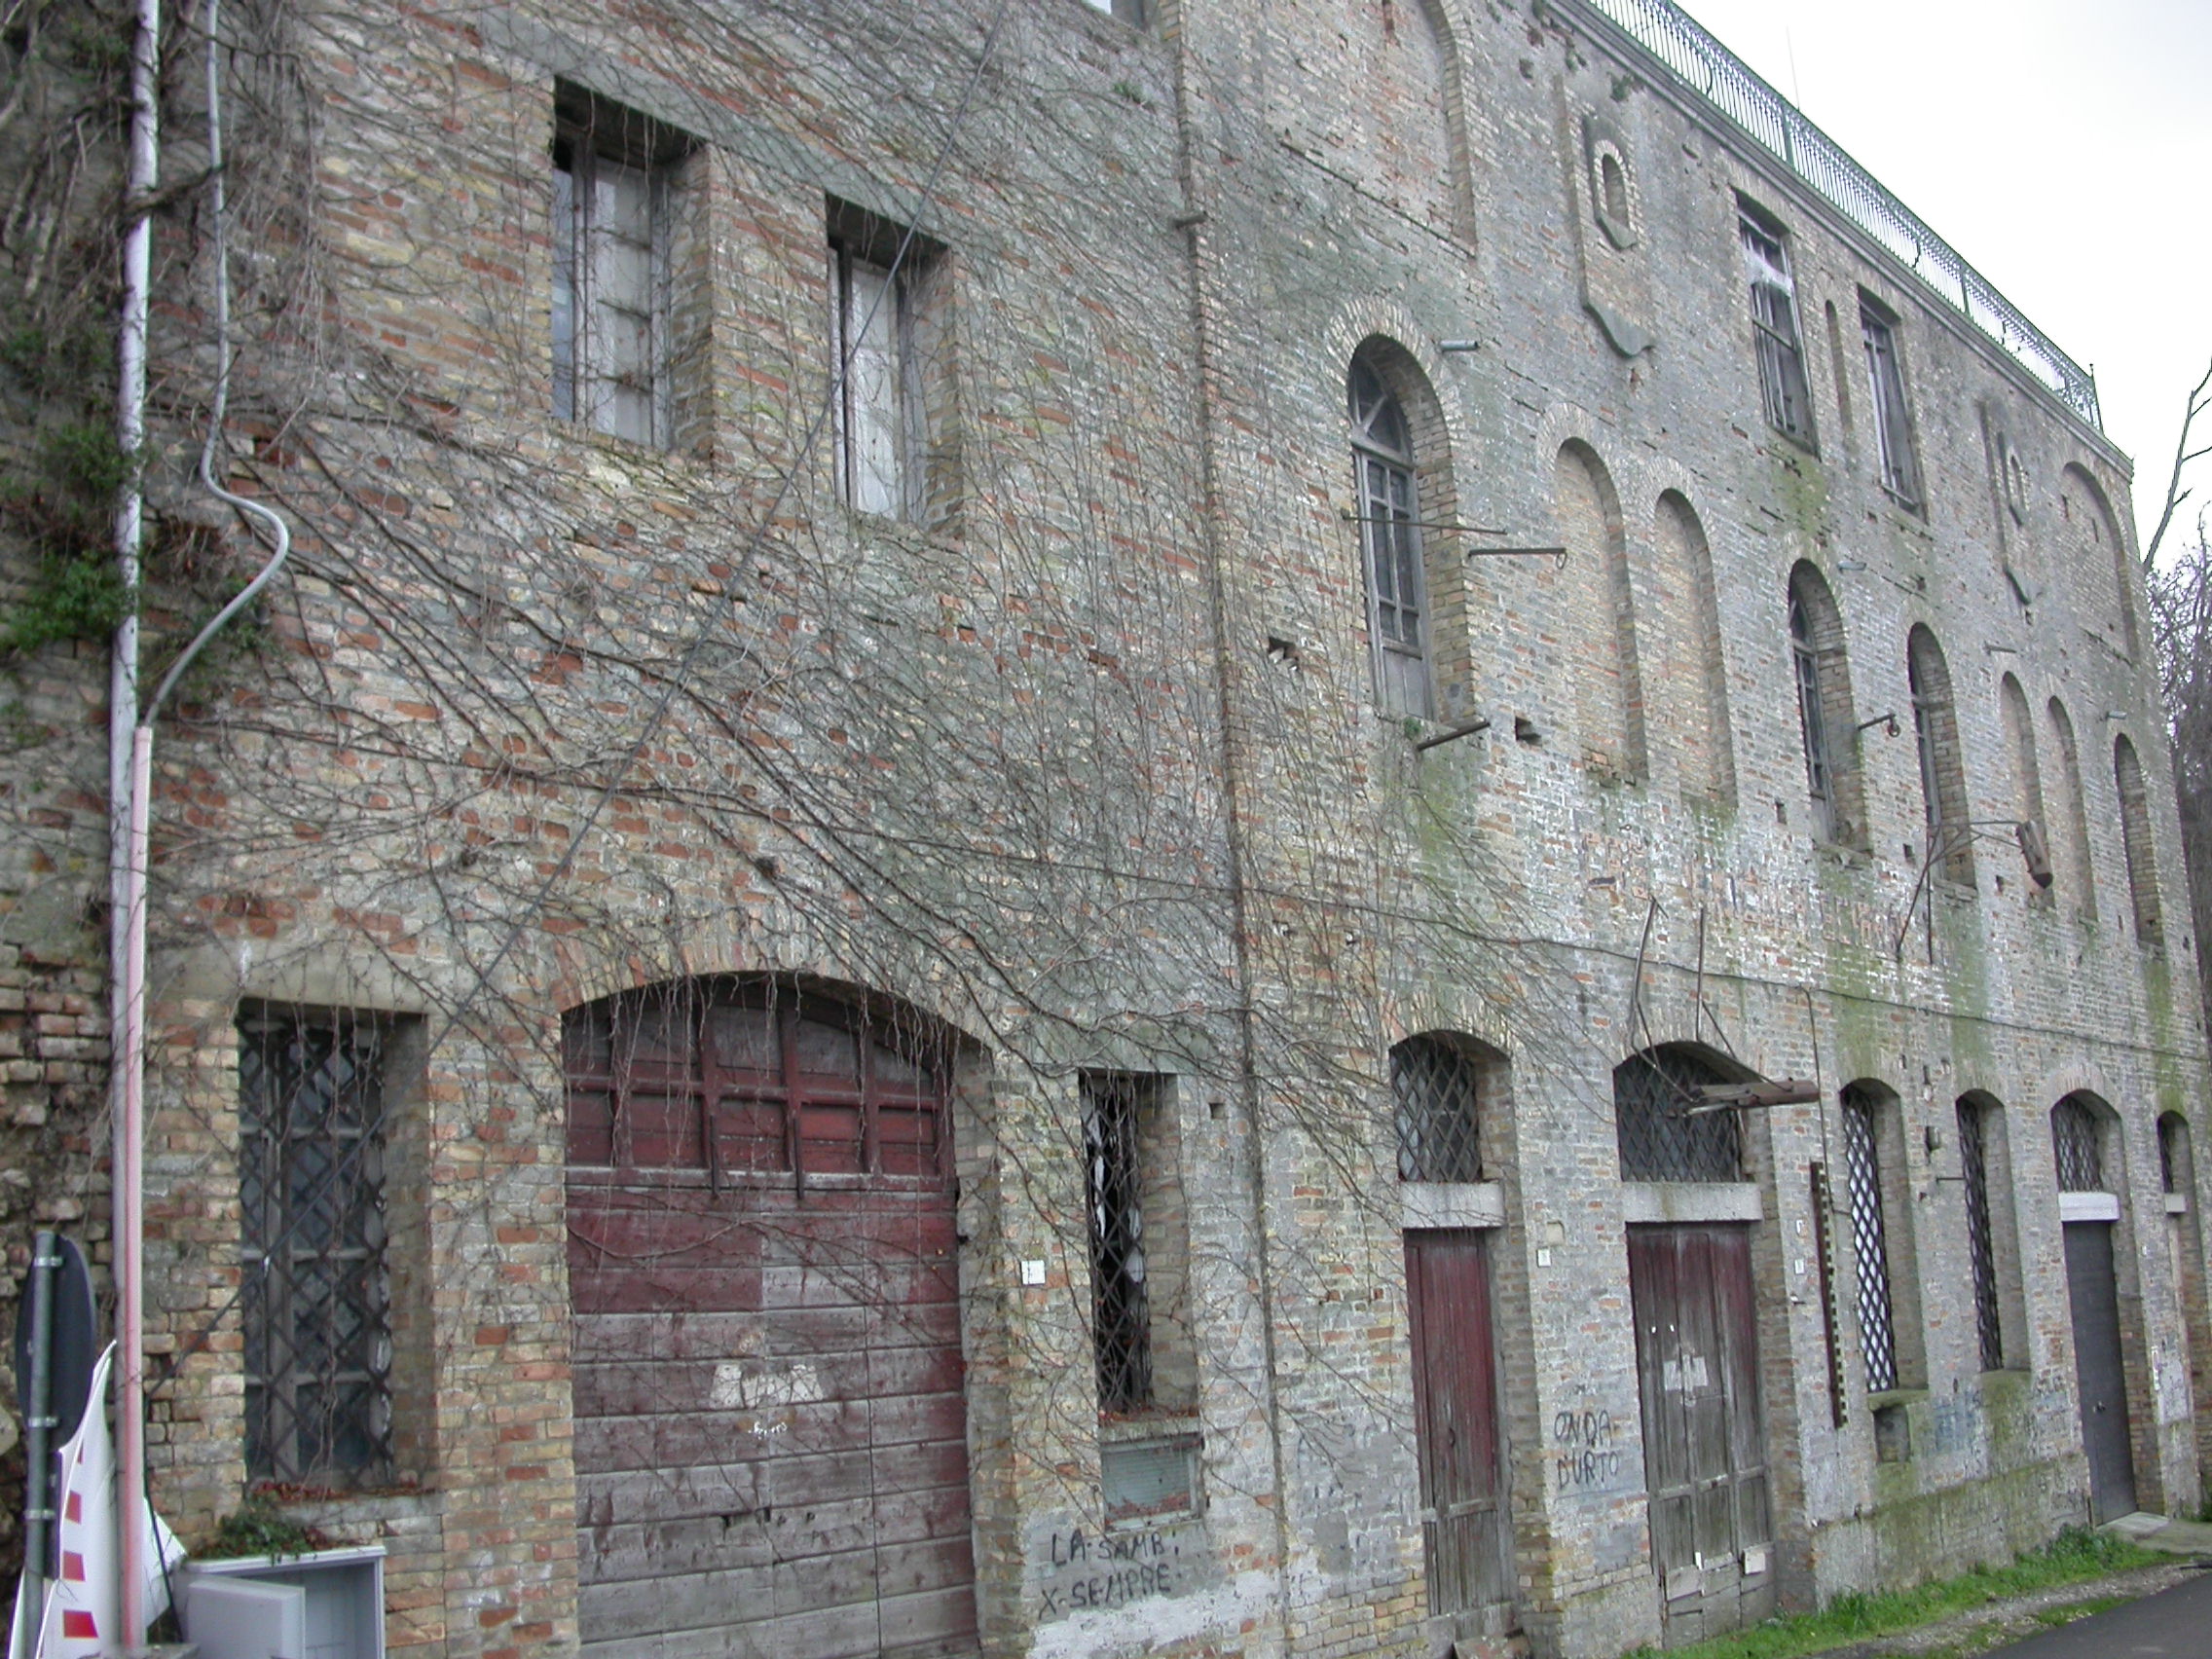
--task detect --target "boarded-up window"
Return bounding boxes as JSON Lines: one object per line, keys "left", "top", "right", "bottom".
{"left": 1908, "top": 626, "right": 1974, "bottom": 886}
{"left": 2000, "top": 675, "right": 2052, "bottom": 904}
{"left": 2115, "top": 734, "right": 2163, "bottom": 948}
{"left": 1655, "top": 492, "right": 1734, "bottom": 805}
{"left": 1556, "top": 441, "right": 1646, "bottom": 779}
{"left": 2048, "top": 699, "right": 2099, "bottom": 921}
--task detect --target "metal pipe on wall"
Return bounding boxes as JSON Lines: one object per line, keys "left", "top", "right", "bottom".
{"left": 110, "top": 0, "right": 161, "bottom": 1641}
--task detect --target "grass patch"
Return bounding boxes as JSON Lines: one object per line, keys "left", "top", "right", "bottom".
{"left": 1639, "top": 1528, "right": 2160, "bottom": 1659}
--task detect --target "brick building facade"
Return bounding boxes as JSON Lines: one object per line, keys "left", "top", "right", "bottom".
{"left": 2, "top": 1, "right": 2205, "bottom": 1657}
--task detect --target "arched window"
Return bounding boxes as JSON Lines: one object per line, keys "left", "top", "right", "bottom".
{"left": 1999, "top": 675, "right": 2051, "bottom": 902}
{"left": 1655, "top": 492, "right": 1734, "bottom": 805}
{"left": 1555, "top": 441, "right": 1645, "bottom": 779}
{"left": 1392, "top": 1033, "right": 1493, "bottom": 1182}
{"left": 2052, "top": 1094, "right": 2106, "bottom": 1193}
{"left": 563, "top": 977, "right": 952, "bottom": 1178}
{"left": 1907, "top": 626, "right": 1973, "bottom": 885}
{"left": 2061, "top": 464, "right": 2138, "bottom": 659}
{"left": 2048, "top": 699, "right": 2099, "bottom": 921}
{"left": 1614, "top": 1044, "right": 1745, "bottom": 1183}
{"left": 2115, "top": 733, "right": 2163, "bottom": 948}
{"left": 1957, "top": 1093, "right": 2024, "bottom": 1371}
{"left": 1788, "top": 563, "right": 1862, "bottom": 846}
{"left": 1350, "top": 352, "right": 1433, "bottom": 719}
{"left": 1840, "top": 1083, "right": 1922, "bottom": 1392}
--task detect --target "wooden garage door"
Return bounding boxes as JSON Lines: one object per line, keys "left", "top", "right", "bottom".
{"left": 565, "top": 980, "right": 977, "bottom": 1659}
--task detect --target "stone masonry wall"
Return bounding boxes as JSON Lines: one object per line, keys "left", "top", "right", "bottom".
{"left": 0, "top": 2, "right": 2203, "bottom": 1658}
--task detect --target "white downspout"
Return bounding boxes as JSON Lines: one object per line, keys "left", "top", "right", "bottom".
{"left": 108, "top": 0, "right": 296, "bottom": 1641}
{"left": 109, "top": 0, "right": 160, "bottom": 1641}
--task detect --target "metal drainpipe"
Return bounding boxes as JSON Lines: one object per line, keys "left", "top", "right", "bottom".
{"left": 111, "top": 0, "right": 161, "bottom": 1641}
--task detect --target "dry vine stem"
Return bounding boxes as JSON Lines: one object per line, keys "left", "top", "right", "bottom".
{"left": 0, "top": 1, "right": 2205, "bottom": 1657}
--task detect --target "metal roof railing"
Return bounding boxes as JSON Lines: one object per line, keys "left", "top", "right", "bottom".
{"left": 1572, "top": 0, "right": 2102, "bottom": 431}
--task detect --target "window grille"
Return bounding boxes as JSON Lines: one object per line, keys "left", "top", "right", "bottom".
{"left": 1615, "top": 1049, "right": 1743, "bottom": 1183}
{"left": 1840, "top": 1094, "right": 1899, "bottom": 1393}
{"left": 1860, "top": 307, "right": 1921, "bottom": 507}
{"left": 1084, "top": 1073, "right": 1154, "bottom": 1416}
{"left": 2160, "top": 1117, "right": 2183, "bottom": 1195}
{"left": 238, "top": 1007, "right": 394, "bottom": 1487}
{"left": 1349, "top": 354, "right": 1432, "bottom": 719}
{"left": 1956, "top": 1100, "right": 2004, "bottom": 1371}
{"left": 1740, "top": 214, "right": 1812, "bottom": 444}
{"left": 2052, "top": 1096, "right": 2104, "bottom": 1192}
{"left": 1789, "top": 586, "right": 1833, "bottom": 841}
{"left": 1393, "top": 1036, "right": 1484, "bottom": 1183}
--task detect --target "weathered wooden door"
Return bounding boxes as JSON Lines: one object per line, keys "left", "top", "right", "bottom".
{"left": 565, "top": 982, "right": 979, "bottom": 1659}
{"left": 1628, "top": 1225, "right": 1774, "bottom": 1645}
{"left": 1404, "top": 1230, "right": 1513, "bottom": 1626}
{"left": 2064, "top": 1221, "right": 2138, "bottom": 1523}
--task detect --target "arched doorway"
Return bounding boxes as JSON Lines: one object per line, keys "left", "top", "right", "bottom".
{"left": 564, "top": 977, "right": 978, "bottom": 1658}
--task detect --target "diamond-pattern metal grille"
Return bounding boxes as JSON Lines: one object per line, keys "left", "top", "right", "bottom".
{"left": 239, "top": 1008, "right": 393, "bottom": 1487}
{"left": 1957, "top": 1100, "right": 2004, "bottom": 1372}
{"left": 1614, "top": 1049, "right": 1742, "bottom": 1183}
{"left": 2159, "top": 1117, "right": 2182, "bottom": 1195}
{"left": 1084, "top": 1073, "right": 1153, "bottom": 1417}
{"left": 1394, "top": 1036, "right": 1483, "bottom": 1183}
{"left": 1840, "top": 1095, "right": 1899, "bottom": 1394}
{"left": 2053, "top": 1096, "right": 2104, "bottom": 1192}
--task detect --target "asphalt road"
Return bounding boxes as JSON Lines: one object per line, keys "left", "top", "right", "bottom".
{"left": 1983, "top": 1567, "right": 2212, "bottom": 1656}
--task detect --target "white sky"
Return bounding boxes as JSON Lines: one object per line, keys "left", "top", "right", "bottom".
{"left": 1672, "top": 0, "right": 2212, "bottom": 551}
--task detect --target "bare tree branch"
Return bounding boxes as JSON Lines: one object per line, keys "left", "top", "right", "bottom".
{"left": 2146, "top": 353, "right": 2212, "bottom": 569}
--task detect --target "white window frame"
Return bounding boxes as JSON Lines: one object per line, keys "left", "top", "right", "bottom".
{"left": 831, "top": 243, "right": 921, "bottom": 519}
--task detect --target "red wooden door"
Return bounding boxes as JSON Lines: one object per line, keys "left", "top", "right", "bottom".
{"left": 565, "top": 983, "right": 978, "bottom": 1659}
{"left": 1405, "top": 1230, "right": 1512, "bottom": 1620}
{"left": 1628, "top": 1224, "right": 1774, "bottom": 1643}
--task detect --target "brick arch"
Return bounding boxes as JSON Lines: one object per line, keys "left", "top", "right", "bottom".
{"left": 1786, "top": 561, "right": 1865, "bottom": 847}
{"left": 1907, "top": 623, "right": 1974, "bottom": 885}
{"left": 1282, "top": 0, "right": 1480, "bottom": 246}
{"left": 2115, "top": 732, "right": 2164, "bottom": 948}
{"left": 1553, "top": 438, "right": 1646, "bottom": 780}
{"left": 2060, "top": 461, "right": 2139, "bottom": 658}
{"left": 546, "top": 927, "right": 987, "bottom": 1054}
{"left": 1653, "top": 489, "right": 1735, "bottom": 806}
{"left": 561, "top": 970, "right": 986, "bottom": 1657}
{"left": 2046, "top": 696, "right": 2101, "bottom": 921}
